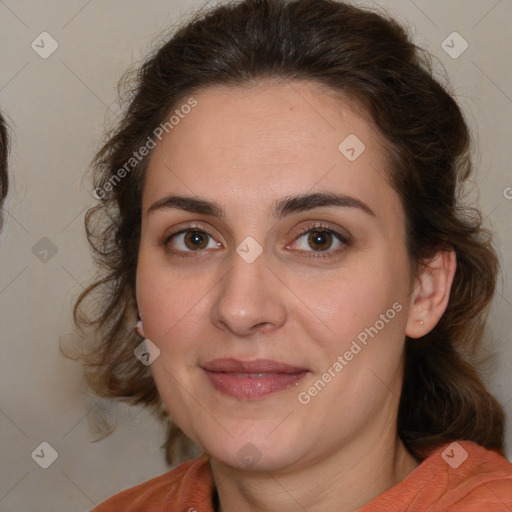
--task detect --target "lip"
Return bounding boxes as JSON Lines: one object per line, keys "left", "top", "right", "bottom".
{"left": 201, "top": 358, "right": 309, "bottom": 399}
{"left": 202, "top": 358, "right": 307, "bottom": 373}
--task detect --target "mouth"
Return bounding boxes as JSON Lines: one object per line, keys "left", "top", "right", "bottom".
{"left": 201, "top": 358, "right": 309, "bottom": 399}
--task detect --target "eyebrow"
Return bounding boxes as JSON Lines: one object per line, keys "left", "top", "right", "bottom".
{"left": 147, "top": 191, "right": 376, "bottom": 218}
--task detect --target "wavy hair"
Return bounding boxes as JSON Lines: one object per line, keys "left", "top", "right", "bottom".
{"left": 72, "top": 0, "right": 505, "bottom": 464}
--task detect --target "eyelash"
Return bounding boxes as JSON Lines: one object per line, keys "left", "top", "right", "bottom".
{"left": 163, "top": 222, "right": 349, "bottom": 260}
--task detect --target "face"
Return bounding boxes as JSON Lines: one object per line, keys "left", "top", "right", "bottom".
{"left": 136, "top": 80, "right": 416, "bottom": 472}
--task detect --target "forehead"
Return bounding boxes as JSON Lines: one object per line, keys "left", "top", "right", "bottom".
{"left": 143, "top": 79, "right": 400, "bottom": 221}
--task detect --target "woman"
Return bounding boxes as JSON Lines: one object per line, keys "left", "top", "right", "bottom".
{"left": 75, "top": 0, "right": 512, "bottom": 510}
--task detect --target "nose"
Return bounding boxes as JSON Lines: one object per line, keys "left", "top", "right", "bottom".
{"left": 210, "top": 248, "right": 287, "bottom": 338}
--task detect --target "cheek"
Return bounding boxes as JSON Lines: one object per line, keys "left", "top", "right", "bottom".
{"left": 290, "top": 256, "right": 408, "bottom": 348}
{"left": 135, "top": 252, "right": 213, "bottom": 347}
{"left": 136, "top": 248, "right": 176, "bottom": 338}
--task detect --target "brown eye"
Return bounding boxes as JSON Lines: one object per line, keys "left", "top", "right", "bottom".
{"left": 166, "top": 229, "right": 221, "bottom": 253}
{"left": 183, "top": 230, "right": 209, "bottom": 250}
{"left": 290, "top": 225, "right": 349, "bottom": 259}
{"left": 307, "top": 230, "right": 334, "bottom": 251}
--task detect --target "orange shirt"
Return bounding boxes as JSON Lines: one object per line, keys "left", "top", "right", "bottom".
{"left": 91, "top": 440, "right": 512, "bottom": 511}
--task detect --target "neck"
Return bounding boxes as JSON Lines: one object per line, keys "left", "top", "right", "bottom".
{"left": 209, "top": 432, "right": 420, "bottom": 512}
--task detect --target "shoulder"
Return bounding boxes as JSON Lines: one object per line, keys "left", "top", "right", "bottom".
{"left": 435, "top": 441, "right": 512, "bottom": 510}
{"left": 90, "top": 454, "right": 215, "bottom": 512}
{"left": 359, "top": 440, "right": 512, "bottom": 511}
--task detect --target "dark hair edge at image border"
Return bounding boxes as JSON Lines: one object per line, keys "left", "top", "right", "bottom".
{"left": 0, "top": 111, "right": 9, "bottom": 228}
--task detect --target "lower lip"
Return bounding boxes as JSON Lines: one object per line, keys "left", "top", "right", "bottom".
{"left": 202, "top": 370, "right": 308, "bottom": 399}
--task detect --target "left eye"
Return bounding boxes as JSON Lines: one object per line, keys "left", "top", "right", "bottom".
{"left": 293, "top": 228, "right": 347, "bottom": 252}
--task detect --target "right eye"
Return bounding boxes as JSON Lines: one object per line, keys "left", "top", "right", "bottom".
{"left": 165, "top": 228, "right": 222, "bottom": 255}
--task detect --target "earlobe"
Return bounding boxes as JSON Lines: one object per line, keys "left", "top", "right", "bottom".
{"left": 405, "top": 249, "right": 457, "bottom": 339}
{"left": 135, "top": 319, "right": 145, "bottom": 338}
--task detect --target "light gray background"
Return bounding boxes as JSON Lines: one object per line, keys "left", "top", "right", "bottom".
{"left": 0, "top": 1, "right": 510, "bottom": 511}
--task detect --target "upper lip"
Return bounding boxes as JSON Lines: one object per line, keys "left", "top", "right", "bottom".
{"left": 201, "top": 358, "right": 307, "bottom": 373}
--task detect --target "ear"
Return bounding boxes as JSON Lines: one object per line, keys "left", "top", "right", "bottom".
{"left": 405, "top": 249, "right": 457, "bottom": 339}
{"left": 135, "top": 319, "right": 146, "bottom": 338}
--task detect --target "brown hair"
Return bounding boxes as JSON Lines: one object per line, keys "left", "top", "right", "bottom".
{"left": 72, "top": 0, "right": 505, "bottom": 464}
{"left": 0, "top": 111, "right": 9, "bottom": 227}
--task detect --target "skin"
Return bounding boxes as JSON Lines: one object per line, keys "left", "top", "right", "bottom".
{"left": 136, "top": 79, "right": 456, "bottom": 512}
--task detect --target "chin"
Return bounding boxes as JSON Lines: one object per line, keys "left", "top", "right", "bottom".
{"left": 198, "top": 426, "right": 304, "bottom": 473}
